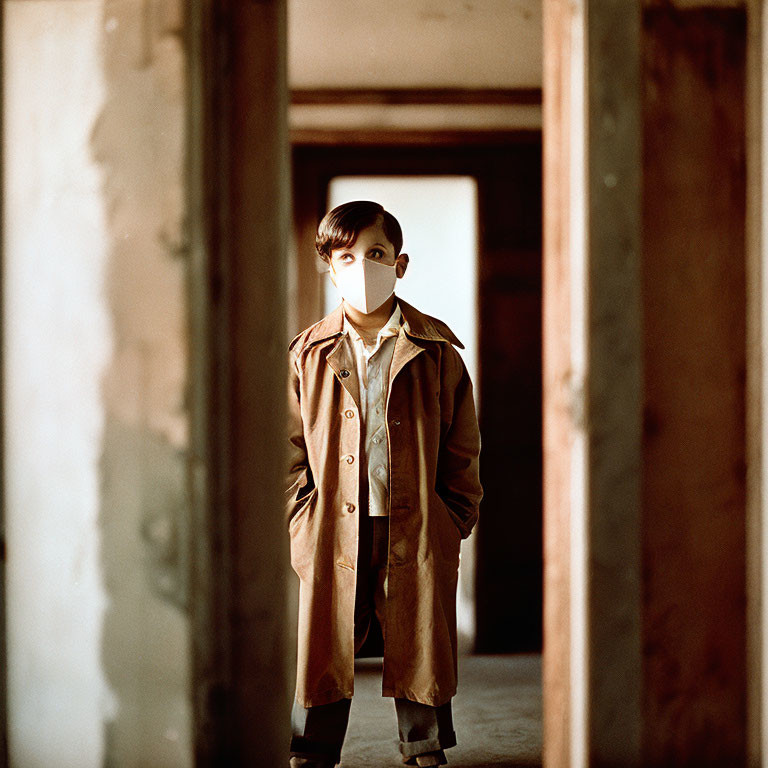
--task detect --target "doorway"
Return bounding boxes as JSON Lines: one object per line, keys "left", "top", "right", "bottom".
{"left": 291, "top": 137, "right": 543, "bottom": 654}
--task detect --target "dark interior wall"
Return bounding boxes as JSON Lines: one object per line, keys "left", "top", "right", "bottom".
{"left": 291, "top": 138, "right": 543, "bottom": 653}
{"left": 641, "top": 8, "right": 748, "bottom": 765}
{"left": 475, "top": 142, "right": 543, "bottom": 653}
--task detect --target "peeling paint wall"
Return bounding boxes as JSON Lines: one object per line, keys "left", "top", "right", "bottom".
{"left": 4, "top": 0, "right": 192, "bottom": 765}
{"left": 94, "top": 0, "right": 191, "bottom": 765}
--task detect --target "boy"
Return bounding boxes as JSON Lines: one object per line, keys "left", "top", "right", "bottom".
{"left": 286, "top": 201, "right": 483, "bottom": 767}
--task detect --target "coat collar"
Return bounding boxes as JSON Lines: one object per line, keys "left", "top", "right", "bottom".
{"left": 299, "top": 296, "right": 465, "bottom": 351}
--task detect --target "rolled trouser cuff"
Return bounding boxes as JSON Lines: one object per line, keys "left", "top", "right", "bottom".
{"left": 398, "top": 730, "right": 457, "bottom": 758}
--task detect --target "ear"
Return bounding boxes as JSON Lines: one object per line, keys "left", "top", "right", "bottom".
{"left": 395, "top": 252, "right": 409, "bottom": 279}
{"left": 327, "top": 260, "right": 337, "bottom": 287}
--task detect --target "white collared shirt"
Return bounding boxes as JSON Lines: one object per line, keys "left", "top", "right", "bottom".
{"left": 343, "top": 300, "right": 403, "bottom": 516}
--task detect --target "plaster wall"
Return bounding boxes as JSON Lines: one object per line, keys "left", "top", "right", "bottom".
{"left": 94, "top": 2, "right": 191, "bottom": 764}
{"left": 288, "top": 0, "right": 542, "bottom": 88}
{"left": 3, "top": 1, "right": 192, "bottom": 765}
{"left": 3, "top": 4, "right": 112, "bottom": 766}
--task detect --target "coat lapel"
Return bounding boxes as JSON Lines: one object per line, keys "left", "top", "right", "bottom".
{"left": 301, "top": 302, "right": 363, "bottom": 414}
{"left": 387, "top": 296, "right": 463, "bottom": 388}
{"left": 326, "top": 336, "right": 362, "bottom": 414}
{"left": 388, "top": 331, "right": 424, "bottom": 391}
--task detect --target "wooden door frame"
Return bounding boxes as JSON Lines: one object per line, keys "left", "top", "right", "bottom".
{"left": 291, "top": 132, "right": 544, "bottom": 655}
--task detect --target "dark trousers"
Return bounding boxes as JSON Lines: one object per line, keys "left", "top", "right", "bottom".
{"left": 289, "top": 514, "right": 456, "bottom": 765}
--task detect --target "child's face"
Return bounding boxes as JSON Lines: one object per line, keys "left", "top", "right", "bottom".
{"left": 328, "top": 220, "right": 409, "bottom": 280}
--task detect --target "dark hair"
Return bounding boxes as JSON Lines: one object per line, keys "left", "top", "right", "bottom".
{"left": 316, "top": 200, "right": 403, "bottom": 262}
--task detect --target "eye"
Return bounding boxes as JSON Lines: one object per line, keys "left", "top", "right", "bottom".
{"left": 338, "top": 252, "right": 354, "bottom": 263}
{"left": 369, "top": 248, "right": 384, "bottom": 260}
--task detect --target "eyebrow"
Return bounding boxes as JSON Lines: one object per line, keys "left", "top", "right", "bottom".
{"left": 334, "top": 242, "right": 388, "bottom": 255}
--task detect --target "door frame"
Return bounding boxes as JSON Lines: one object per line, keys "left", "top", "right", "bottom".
{"left": 290, "top": 133, "right": 544, "bottom": 654}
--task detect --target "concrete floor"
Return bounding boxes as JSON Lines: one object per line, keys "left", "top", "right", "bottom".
{"left": 341, "top": 654, "right": 542, "bottom": 768}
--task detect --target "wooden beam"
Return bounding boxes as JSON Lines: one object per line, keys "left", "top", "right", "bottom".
{"left": 290, "top": 87, "right": 543, "bottom": 106}
{"left": 290, "top": 128, "right": 540, "bottom": 147}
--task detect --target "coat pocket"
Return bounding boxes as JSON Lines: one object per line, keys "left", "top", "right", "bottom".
{"left": 432, "top": 493, "right": 462, "bottom": 567}
{"left": 289, "top": 487, "right": 319, "bottom": 578}
{"left": 435, "top": 493, "right": 463, "bottom": 538}
{"left": 288, "top": 486, "right": 318, "bottom": 529}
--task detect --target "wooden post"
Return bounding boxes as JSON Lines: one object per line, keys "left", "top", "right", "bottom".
{"left": 641, "top": 8, "right": 748, "bottom": 766}
{"left": 746, "top": 3, "right": 767, "bottom": 765}
{"left": 187, "top": 0, "right": 291, "bottom": 764}
{"left": 543, "top": 1, "right": 642, "bottom": 766}
{"left": 545, "top": 2, "right": 751, "bottom": 766}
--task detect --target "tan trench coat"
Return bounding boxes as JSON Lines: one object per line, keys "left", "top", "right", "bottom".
{"left": 286, "top": 296, "right": 483, "bottom": 708}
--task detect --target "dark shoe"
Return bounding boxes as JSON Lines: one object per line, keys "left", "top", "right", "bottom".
{"left": 402, "top": 749, "right": 448, "bottom": 766}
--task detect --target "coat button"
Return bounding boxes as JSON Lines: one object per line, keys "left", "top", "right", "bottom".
{"left": 344, "top": 409, "right": 355, "bottom": 419}
{"left": 391, "top": 418, "right": 401, "bottom": 426}
{"left": 343, "top": 454, "right": 355, "bottom": 464}
{"left": 340, "top": 369, "right": 350, "bottom": 378}
{"left": 345, "top": 502, "right": 356, "bottom": 513}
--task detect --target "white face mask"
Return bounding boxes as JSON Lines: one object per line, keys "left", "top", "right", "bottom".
{"left": 330, "top": 258, "right": 397, "bottom": 314}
